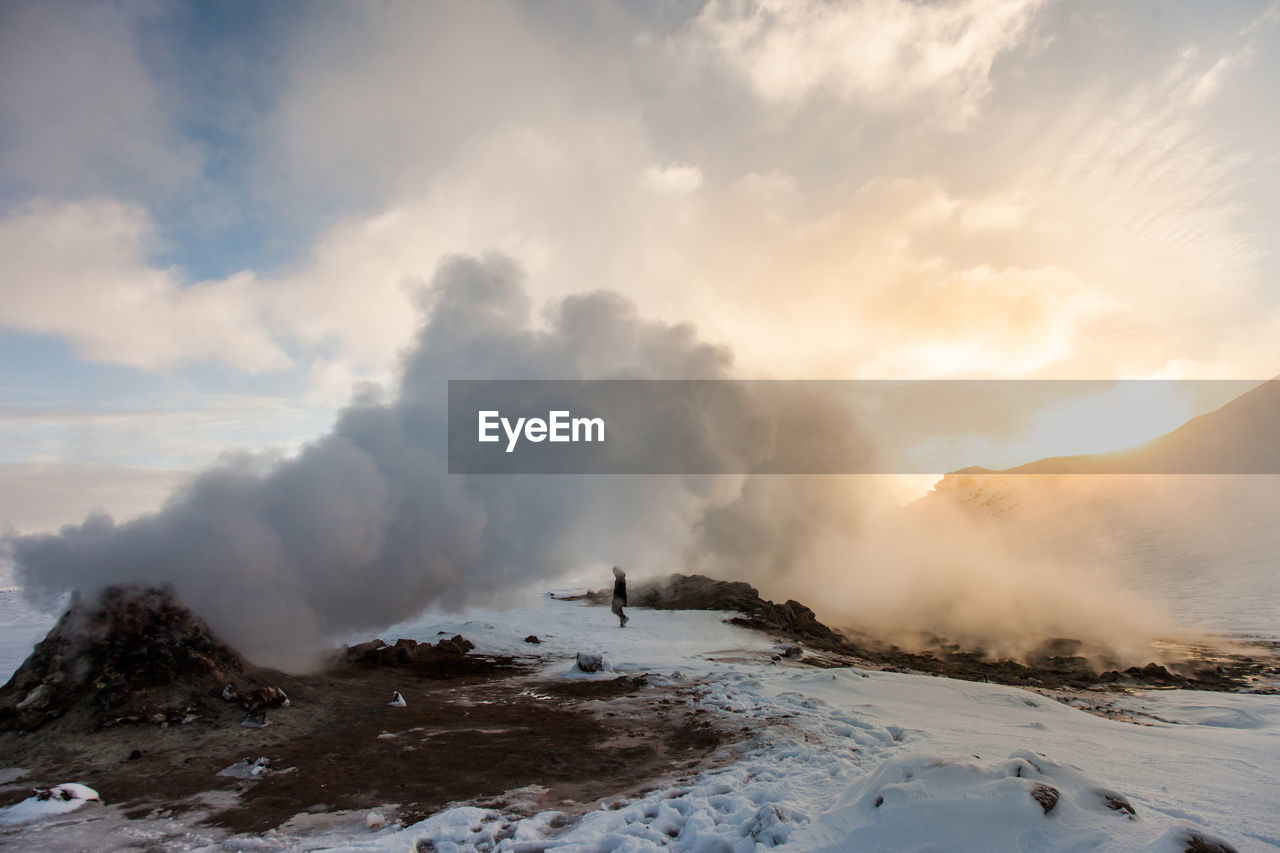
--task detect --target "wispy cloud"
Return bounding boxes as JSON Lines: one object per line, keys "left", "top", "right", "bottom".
{"left": 686, "top": 0, "right": 1041, "bottom": 123}
{"left": 0, "top": 199, "right": 285, "bottom": 371}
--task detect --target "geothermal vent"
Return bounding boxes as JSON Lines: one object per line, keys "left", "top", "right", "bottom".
{"left": 0, "top": 585, "right": 246, "bottom": 732}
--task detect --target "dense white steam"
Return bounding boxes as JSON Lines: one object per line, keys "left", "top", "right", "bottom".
{"left": 10, "top": 255, "right": 743, "bottom": 667}
{"left": 10, "top": 253, "right": 1229, "bottom": 670}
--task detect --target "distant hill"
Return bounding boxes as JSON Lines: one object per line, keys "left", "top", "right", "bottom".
{"left": 953, "top": 377, "right": 1280, "bottom": 477}
{"left": 924, "top": 378, "right": 1280, "bottom": 638}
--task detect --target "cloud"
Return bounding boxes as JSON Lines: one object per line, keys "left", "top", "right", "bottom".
{"left": 261, "top": 2, "right": 603, "bottom": 206}
{"left": 0, "top": 2, "right": 199, "bottom": 198}
{"left": 644, "top": 163, "right": 705, "bottom": 194}
{"left": 687, "top": 0, "right": 1041, "bottom": 123}
{"left": 1, "top": 0, "right": 1252, "bottom": 390}
{"left": 0, "top": 390, "right": 326, "bottom": 472}
{"left": 1180, "top": 3, "right": 1278, "bottom": 106}
{"left": 0, "top": 199, "right": 286, "bottom": 372}
{"left": 867, "top": 264, "right": 1103, "bottom": 376}
{"left": 257, "top": 121, "right": 709, "bottom": 371}
{"left": 0, "top": 462, "right": 190, "bottom": 538}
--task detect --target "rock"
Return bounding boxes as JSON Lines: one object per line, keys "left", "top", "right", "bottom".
{"left": 342, "top": 634, "right": 476, "bottom": 668}
{"left": 524, "top": 635, "right": 542, "bottom": 644}
{"left": 16, "top": 683, "right": 52, "bottom": 712}
{"left": 1100, "top": 791, "right": 1136, "bottom": 816}
{"left": 774, "top": 643, "right": 803, "bottom": 659}
{"left": 391, "top": 638, "right": 421, "bottom": 665}
{"left": 346, "top": 638, "right": 421, "bottom": 667}
{"left": 575, "top": 653, "right": 609, "bottom": 673}
{"left": 1177, "top": 829, "right": 1238, "bottom": 853}
{"left": 1030, "top": 783, "right": 1059, "bottom": 815}
{"left": 388, "top": 691, "right": 406, "bottom": 708}
{"left": 345, "top": 639, "right": 388, "bottom": 665}
{"left": 346, "top": 639, "right": 407, "bottom": 667}
{"left": 436, "top": 635, "right": 475, "bottom": 655}
{"left": 243, "top": 685, "right": 289, "bottom": 712}
{"left": 128, "top": 749, "right": 142, "bottom": 761}
{"left": 1124, "top": 662, "right": 1181, "bottom": 684}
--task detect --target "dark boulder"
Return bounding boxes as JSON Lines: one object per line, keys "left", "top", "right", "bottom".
{"left": 1029, "top": 783, "right": 1060, "bottom": 815}
{"left": 436, "top": 635, "right": 475, "bottom": 655}
{"left": 1123, "top": 663, "right": 1185, "bottom": 685}
{"left": 1179, "top": 829, "right": 1238, "bottom": 853}
{"left": 342, "top": 635, "right": 476, "bottom": 667}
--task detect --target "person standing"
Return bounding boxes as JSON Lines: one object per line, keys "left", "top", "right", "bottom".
{"left": 611, "top": 566, "right": 629, "bottom": 627}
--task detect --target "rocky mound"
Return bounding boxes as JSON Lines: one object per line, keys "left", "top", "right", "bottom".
{"left": 341, "top": 634, "right": 477, "bottom": 667}
{"left": 0, "top": 585, "right": 247, "bottom": 732}
{"left": 587, "top": 573, "right": 847, "bottom": 648}
{"left": 583, "top": 574, "right": 1275, "bottom": 692}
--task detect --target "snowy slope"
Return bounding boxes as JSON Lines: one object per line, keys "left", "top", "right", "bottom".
{"left": 2, "top": 596, "right": 1276, "bottom": 851}
{"left": 316, "top": 596, "right": 1279, "bottom": 852}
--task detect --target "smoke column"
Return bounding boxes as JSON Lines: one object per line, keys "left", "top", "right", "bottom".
{"left": 8, "top": 253, "right": 1204, "bottom": 669}
{"left": 9, "top": 255, "right": 751, "bottom": 668}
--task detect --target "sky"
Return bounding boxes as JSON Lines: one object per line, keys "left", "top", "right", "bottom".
{"left": 2, "top": 0, "right": 1279, "bottom": 540}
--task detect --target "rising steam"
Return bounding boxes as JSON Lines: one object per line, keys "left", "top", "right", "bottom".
{"left": 9, "top": 255, "right": 749, "bottom": 668}
{"left": 8, "top": 253, "right": 1208, "bottom": 669}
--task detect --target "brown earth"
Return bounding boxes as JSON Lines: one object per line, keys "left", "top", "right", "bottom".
{"left": 0, "top": 651, "right": 730, "bottom": 836}
{"left": 0, "top": 586, "right": 737, "bottom": 836}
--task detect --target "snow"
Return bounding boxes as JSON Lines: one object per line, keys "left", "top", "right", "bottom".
{"left": 2, "top": 595, "right": 1278, "bottom": 851}
{"left": 369, "top": 592, "right": 780, "bottom": 678}
{"left": 218, "top": 757, "right": 274, "bottom": 779}
{"left": 0, "top": 783, "right": 100, "bottom": 826}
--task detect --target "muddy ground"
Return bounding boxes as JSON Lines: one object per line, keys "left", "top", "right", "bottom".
{"left": 0, "top": 654, "right": 730, "bottom": 837}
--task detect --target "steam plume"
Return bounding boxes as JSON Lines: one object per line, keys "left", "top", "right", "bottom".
{"left": 9, "top": 255, "right": 747, "bottom": 668}
{"left": 9, "top": 253, "right": 1216, "bottom": 670}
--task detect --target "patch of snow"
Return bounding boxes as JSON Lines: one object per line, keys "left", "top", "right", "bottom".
{"left": 0, "top": 768, "right": 27, "bottom": 786}
{"left": 216, "top": 757, "right": 272, "bottom": 779}
{"left": 0, "top": 783, "right": 100, "bottom": 826}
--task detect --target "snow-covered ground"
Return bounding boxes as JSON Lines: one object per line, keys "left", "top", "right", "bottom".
{"left": 3, "top": 594, "right": 1277, "bottom": 851}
